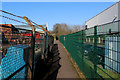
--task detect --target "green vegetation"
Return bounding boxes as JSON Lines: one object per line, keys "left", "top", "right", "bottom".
{"left": 84, "top": 58, "right": 120, "bottom": 80}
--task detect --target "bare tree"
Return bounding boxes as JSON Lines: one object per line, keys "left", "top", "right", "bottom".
{"left": 72, "top": 25, "right": 84, "bottom": 32}
{"left": 52, "top": 23, "right": 85, "bottom": 37}
{"left": 52, "top": 23, "right": 72, "bottom": 37}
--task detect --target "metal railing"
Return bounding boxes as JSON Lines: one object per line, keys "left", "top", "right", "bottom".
{"left": 0, "top": 10, "right": 54, "bottom": 80}
{"left": 60, "top": 20, "right": 120, "bottom": 80}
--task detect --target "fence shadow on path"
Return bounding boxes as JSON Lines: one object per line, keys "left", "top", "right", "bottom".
{"left": 34, "top": 44, "right": 61, "bottom": 80}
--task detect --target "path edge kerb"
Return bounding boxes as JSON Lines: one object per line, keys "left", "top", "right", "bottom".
{"left": 58, "top": 40, "right": 87, "bottom": 80}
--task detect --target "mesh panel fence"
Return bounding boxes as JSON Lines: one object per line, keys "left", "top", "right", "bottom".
{"left": 0, "top": 25, "right": 54, "bottom": 79}
{"left": 0, "top": 10, "right": 54, "bottom": 79}
{"left": 59, "top": 20, "right": 120, "bottom": 80}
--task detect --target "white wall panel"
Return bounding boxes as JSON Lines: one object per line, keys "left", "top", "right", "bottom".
{"left": 86, "top": 2, "right": 119, "bottom": 28}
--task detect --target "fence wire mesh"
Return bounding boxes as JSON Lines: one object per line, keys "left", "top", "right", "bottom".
{"left": 60, "top": 20, "right": 120, "bottom": 80}
{"left": 0, "top": 10, "right": 54, "bottom": 79}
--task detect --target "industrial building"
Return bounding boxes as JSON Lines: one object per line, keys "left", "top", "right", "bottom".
{"left": 85, "top": 1, "right": 120, "bottom": 73}
{"left": 85, "top": 1, "right": 120, "bottom": 28}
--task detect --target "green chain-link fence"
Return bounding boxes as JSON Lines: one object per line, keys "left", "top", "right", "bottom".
{"left": 59, "top": 20, "right": 120, "bottom": 80}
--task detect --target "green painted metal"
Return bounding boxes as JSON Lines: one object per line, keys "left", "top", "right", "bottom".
{"left": 59, "top": 21, "right": 120, "bottom": 80}
{"left": 93, "top": 26, "right": 98, "bottom": 79}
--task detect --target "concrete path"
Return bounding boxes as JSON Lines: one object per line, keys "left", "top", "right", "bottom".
{"left": 55, "top": 40, "right": 79, "bottom": 78}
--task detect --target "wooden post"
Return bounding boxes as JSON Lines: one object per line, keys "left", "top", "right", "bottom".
{"left": 23, "top": 16, "right": 35, "bottom": 80}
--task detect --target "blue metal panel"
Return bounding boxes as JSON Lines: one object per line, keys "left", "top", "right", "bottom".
{"left": 0, "top": 65, "right": 2, "bottom": 80}
{"left": 105, "top": 36, "right": 120, "bottom": 73}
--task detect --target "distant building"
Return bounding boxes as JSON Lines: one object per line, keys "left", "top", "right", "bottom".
{"left": 0, "top": 24, "right": 19, "bottom": 43}
{"left": 14, "top": 25, "right": 46, "bottom": 33}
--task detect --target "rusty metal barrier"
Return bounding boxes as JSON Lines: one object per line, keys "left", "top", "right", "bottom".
{"left": 0, "top": 10, "right": 54, "bottom": 80}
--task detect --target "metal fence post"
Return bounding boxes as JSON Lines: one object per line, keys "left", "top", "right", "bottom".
{"left": 44, "top": 32, "right": 48, "bottom": 61}
{"left": 94, "top": 26, "right": 98, "bottom": 79}
{"left": 64, "top": 35, "right": 65, "bottom": 47}
{"left": 23, "top": 16, "right": 35, "bottom": 80}
{"left": 42, "top": 34, "right": 45, "bottom": 60}
{"left": 81, "top": 30, "right": 84, "bottom": 71}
